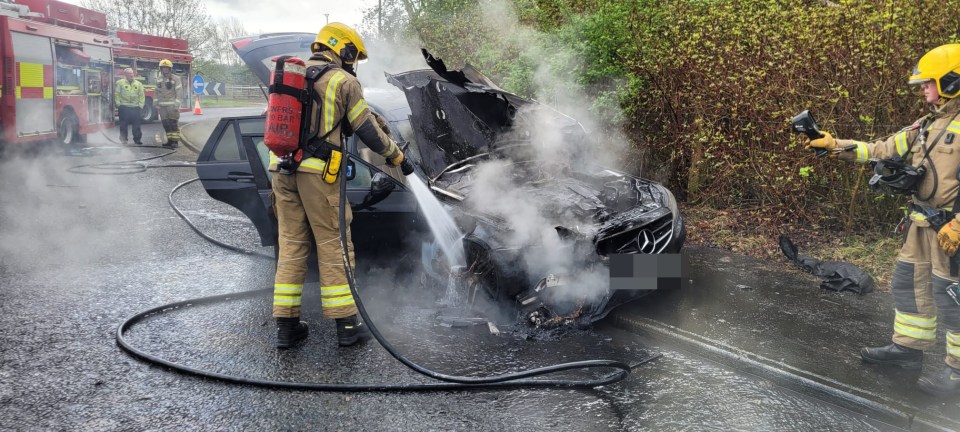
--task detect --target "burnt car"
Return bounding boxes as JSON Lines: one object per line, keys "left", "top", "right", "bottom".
{"left": 196, "top": 33, "right": 684, "bottom": 327}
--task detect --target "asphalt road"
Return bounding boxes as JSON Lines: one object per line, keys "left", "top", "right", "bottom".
{"left": 0, "top": 116, "right": 906, "bottom": 431}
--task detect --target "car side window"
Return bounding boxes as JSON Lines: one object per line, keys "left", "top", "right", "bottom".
{"left": 212, "top": 122, "right": 241, "bottom": 161}
{"left": 239, "top": 119, "right": 265, "bottom": 135}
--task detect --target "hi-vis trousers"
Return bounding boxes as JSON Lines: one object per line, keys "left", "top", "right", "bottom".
{"left": 271, "top": 171, "right": 357, "bottom": 319}
{"left": 892, "top": 220, "right": 960, "bottom": 368}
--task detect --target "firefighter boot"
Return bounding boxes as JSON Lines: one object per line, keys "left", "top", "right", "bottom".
{"left": 276, "top": 317, "right": 308, "bottom": 349}
{"left": 336, "top": 315, "right": 372, "bottom": 347}
{"left": 860, "top": 343, "right": 923, "bottom": 369}
{"left": 917, "top": 365, "right": 960, "bottom": 396}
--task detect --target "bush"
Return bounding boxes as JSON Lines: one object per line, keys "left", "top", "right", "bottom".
{"left": 378, "top": 0, "right": 960, "bottom": 233}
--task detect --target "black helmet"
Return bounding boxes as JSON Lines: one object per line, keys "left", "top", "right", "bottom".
{"left": 868, "top": 158, "right": 925, "bottom": 195}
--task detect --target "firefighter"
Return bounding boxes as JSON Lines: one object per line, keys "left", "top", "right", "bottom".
{"left": 115, "top": 68, "right": 145, "bottom": 145}
{"left": 155, "top": 59, "right": 182, "bottom": 149}
{"left": 271, "top": 23, "right": 410, "bottom": 348}
{"left": 807, "top": 44, "right": 960, "bottom": 395}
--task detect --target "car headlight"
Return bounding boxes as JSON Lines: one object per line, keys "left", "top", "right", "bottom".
{"left": 656, "top": 184, "right": 679, "bottom": 218}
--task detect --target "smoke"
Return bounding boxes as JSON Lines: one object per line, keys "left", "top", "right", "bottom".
{"left": 0, "top": 130, "right": 152, "bottom": 276}
{"left": 350, "top": 1, "right": 641, "bottom": 314}
{"left": 356, "top": 37, "right": 431, "bottom": 91}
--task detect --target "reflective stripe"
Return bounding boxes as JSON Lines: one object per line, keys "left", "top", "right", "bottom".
{"left": 299, "top": 157, "right": 327, "bottom": 171}
{"left": 321, "top": 284, "right": 351, "bottom": 296}
{"left": 323, "top": 71, "right": 347, "bottom": 135}
{"left": 347, "top": 99, "right": 368, "bottom": 123}
{"left": 894, "top": 310, "right": 937, "bottom": 340}
{"left": 894, "top": 322, "right": 937, "bottom": 340}
{"left": 273, "top": 296, "right": 302, "bottom": 306}
{"left": 321, "top": 284, "right": 354, "bottom": 308}
{"left": 948, "top": 332, "right": 960, "bottom": 345}
{"left": 949, "top": 332, "right": 960, "bottom": 357}
{"left": 321, "top": 295, "right": 356, "bottom": 308}
{"left": 896, "top": 309, "right": 937, "bottom": 327}
{"left": 895, "top": 133, "right": 909, "bottom": 156}
{"left": 273, "top": 297, "right": 303, "bottom": 307}
{"left": 854, "top": 142, "right": 868, "bottom": 162}
{"left": 948, "top": 121, "right": 960, "bottom": 135}
{"left": 274, "top": 284, "right": 303, "bottom": 295}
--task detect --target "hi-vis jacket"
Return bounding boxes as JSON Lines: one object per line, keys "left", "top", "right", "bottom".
{"left": 155, "top": 74, "right": 182, "bottom": 107}
{"left": 115, "top": 78, "right": 145, "bottom": 108}
{"left": 838, "top": 98, "right": 960, "bottom": 211}
{"left": 268, "top": 52, "right": 401, "bottom": 175}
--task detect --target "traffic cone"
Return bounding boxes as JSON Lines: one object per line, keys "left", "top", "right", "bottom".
{"left": 193, "top": 96, "right": 203, "bottom": 115}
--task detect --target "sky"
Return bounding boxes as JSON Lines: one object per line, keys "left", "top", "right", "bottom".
{"left": 56, "top": 0, "right": 378, "bottom": 34}
{"left": 203, "top": 0, "right": 378, "bottom": 34}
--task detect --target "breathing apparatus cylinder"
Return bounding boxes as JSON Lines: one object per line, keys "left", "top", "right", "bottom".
{"left": 264, "top": 56, "right": 307, "bottom": 171}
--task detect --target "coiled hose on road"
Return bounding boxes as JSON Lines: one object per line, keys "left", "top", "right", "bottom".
{"left": 105, "top": 145, "right": 656, "bottom": 391}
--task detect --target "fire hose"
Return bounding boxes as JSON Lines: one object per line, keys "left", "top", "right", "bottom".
{"left": 112, "top": 148, "right": 656, "bottom": 391}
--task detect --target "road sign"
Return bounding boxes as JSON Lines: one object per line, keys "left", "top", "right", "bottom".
{"left": 192, "top": 75, "right": 205, "bottom": 95}
{"left": 201, "top": 82, "right": 225, "bottom": 96}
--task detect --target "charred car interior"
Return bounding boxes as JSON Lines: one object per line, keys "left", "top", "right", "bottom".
{"left": 195, "top": 33, "right": 684, "bottom": 328}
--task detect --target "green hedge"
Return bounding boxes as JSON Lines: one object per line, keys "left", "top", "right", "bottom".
{"left": 391, "top": 0, "right": 960, "bottom": 232}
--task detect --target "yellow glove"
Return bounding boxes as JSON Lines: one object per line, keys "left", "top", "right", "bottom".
{"left": 805, "top": 131, "right": 838, "bottom": 151}
{"left": 387, "top": 150, "right": 404, "bottom": 167}
{"left": 937, "top": 219, "right": 960, "bottom": 256}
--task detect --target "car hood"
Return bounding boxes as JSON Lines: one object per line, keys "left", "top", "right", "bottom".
{"left": 386, "top": 50, "right": 589, "bottom": 180}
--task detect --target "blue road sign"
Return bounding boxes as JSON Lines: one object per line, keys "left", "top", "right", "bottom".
{"left": 192, "top": 75, "right": 205, "bottom": 95}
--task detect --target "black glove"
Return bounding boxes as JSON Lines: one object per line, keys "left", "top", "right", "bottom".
{"left": 165, "top": 82, "right": 172, "bottom": 90}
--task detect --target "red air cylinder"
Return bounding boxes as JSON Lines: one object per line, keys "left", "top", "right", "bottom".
{"left": 264, "top": 56, "right": 306, "bottom": 156}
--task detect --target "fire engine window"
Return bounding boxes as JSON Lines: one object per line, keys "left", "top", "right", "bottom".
{"left": 56, "top": 67, "right": 82, "bottom": 88}
{"left": 138, "top": 62, "right": 159, "bottom": 86}
{"left": 213, "top": 122, "right": 241, "bottom": 161}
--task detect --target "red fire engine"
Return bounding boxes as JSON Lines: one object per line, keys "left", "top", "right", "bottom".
{"left": 0, "top": 0, "right": 114, "bottom": 147}
{"left": 112, "top": 30, "right": 192, "bottom": 122}
{"left": 0, "top": 0, "right": 192, "bottom": 148}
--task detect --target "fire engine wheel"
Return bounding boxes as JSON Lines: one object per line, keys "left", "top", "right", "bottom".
{"left": 58, "top": 113, "right": 82, "bottom": 146}
{"left": 141, "top": 99, "right": 155, "bottom": 122}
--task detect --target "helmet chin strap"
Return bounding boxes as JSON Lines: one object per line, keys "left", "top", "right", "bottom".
{"left": 344, "top": 62, "right": 357, "bottom": 77}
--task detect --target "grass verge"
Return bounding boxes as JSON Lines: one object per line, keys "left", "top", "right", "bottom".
{"left": 682, "top": 204, "right": 898, "bottom": 290}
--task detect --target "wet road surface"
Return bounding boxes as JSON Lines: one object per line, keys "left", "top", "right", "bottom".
{"left": 0, "top": 120, "right": 912, "bottom": 430}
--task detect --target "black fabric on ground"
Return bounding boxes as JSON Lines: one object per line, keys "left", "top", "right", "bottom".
{"left": 779, "top": 235, "right": 875, "bottom": 294}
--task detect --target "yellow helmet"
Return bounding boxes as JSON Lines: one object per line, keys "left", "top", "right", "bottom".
{"left": 312, "top": 22, "right": 367, "bottom": 64}
{"left": 159, "top": 59, "right": 173, "bottom": 68}
{"left": 908, "top": 44, "right": 960, "bottom": 98}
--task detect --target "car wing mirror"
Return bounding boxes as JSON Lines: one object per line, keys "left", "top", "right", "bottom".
{"left": 371, "top": 172, "right": 395, "bottom": 195}
{"left": 353, "top": 172, "right": 395, "bottom": 211}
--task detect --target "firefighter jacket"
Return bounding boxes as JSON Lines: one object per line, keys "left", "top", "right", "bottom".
{"left": 837, "top": 98, "right": 960, "bottom": 212}
{"left": 115, "top": 78, "right": 145, "bottom": 108}
{"left": 268, "top": 52, "right": 401, "bottom": 175}
{"left": 155, "top": 74, "right": 182, "bottom": 107}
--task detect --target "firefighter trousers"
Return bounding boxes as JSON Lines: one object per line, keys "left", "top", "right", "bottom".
{"left": 158, "top": 105, "right": 180, "bottom": 144}
{"left": 891, "top": 221, "right": 960, "bottom": 369}
{"left": 271, "top": 171, "right": 357, "bottom": 319}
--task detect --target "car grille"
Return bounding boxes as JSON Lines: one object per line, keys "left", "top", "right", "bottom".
{"left": 595, "top": 213, "right": 674, "bottom": 256}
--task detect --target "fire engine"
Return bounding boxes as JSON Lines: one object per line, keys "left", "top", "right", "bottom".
{"left": 0, "top": 0, "right": 192, "bottom": 148}
{"left": 112, "top": 30, "right": 192, "bottom": 123}
{"left": 0, "top": 0, "right": 113, "bottom": 148}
